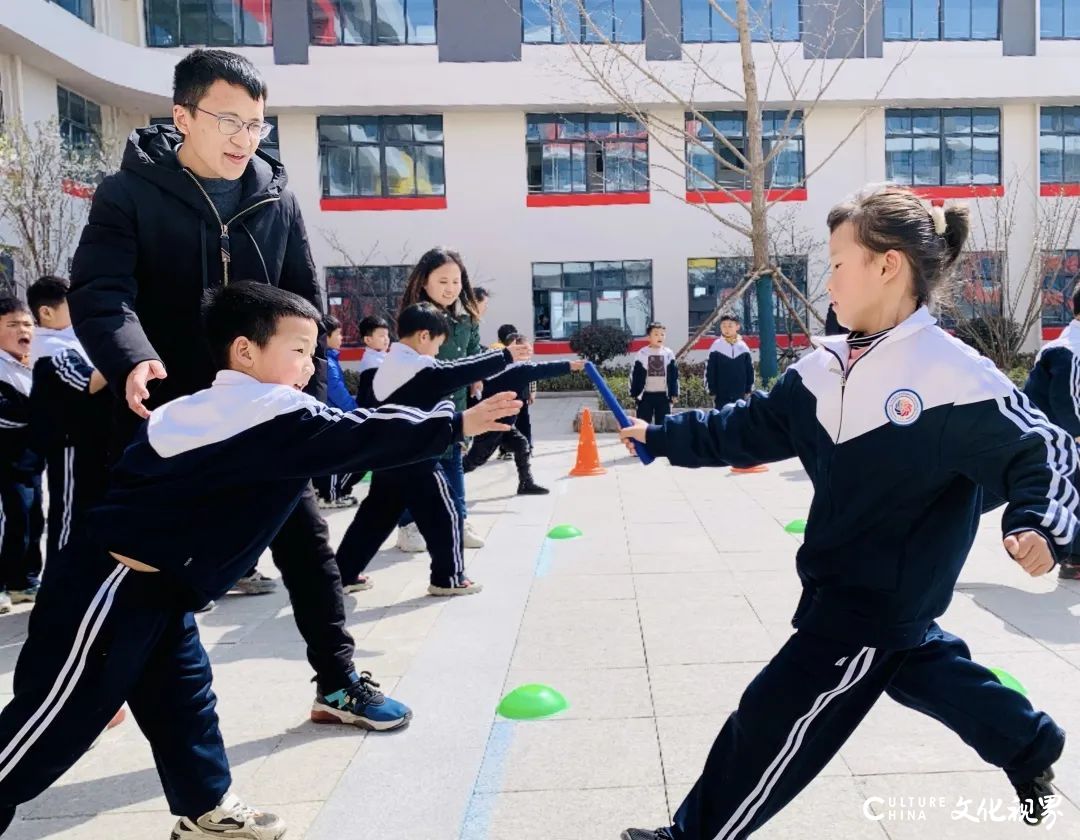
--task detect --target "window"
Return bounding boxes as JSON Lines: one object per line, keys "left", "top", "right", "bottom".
{"left": 532, "top": 260, "right": 652, "bottom": 339}
{"left": 682, "top": 0, "right": 799, "bottom": 42}
{"left": 311, "top": 0, "right": 436, "bottom": 45}
{"left": 145, "top": 0, "right": 272, "bottom": 47}
{"left": 1042, "top": 250, "right": 1080, "bottom": 327}
{"left": 883, "top": 0, "right": 999, "bottom": 40}
{"left": 57, "top": 87, "right": 102, "bottom": 153}
{"left": 325, "top": 265, "right": 411, "bottom": 345}
{"left": 318, "top": 116, "right": 444, "bottom": 198}
{"left": 1040, "top": 107, "right": 1080, "bottom": 184}
{"left": 523, "top": 0, "right": 642, "bottom": 43}
{"left": 937, "top": 251, "right": 1002, "bottom": 326}
{"left": 0, "top": 251, "right": 13, "bottom": 296}
{"left": 688, "top": 257, "right": 807, "bottom": 335}
{"left": 885, "top": 108, "right": 1000, "bottom": 187}
{"left": 48, "top": 0, "right": 94, "bottom": 26}
{"left": 526, "top": 114, "right": 647, "bottom": 194}
{"left": 1041, "top": 0, "right": 1080, "bottom": 38}
{"left": 686, "top": 111, "right": 803, "bottom": 191}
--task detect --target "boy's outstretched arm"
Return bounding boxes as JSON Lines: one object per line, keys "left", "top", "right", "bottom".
{"left": 419, "top": 346, "right": 529, "bottom": 397}
{"left": 619, "top": 372, "right": 798, "bottom": 468}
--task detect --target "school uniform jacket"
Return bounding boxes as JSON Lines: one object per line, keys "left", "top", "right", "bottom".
{"left": 706, "top": 338, "right": 755, "bottom": 405}
{"left": 0, "top": 353, "right": 33, "bottom": 478}
{"left": 646, "top": 308, "right": 1080, "bottom": 649}
{"left": 326, "top": 347, "right": 357, "bottom": 412}
{"left": 88, "top": 370, "right": 462, "bottom": 605}
{"left": 354, "top": 349, "right": 386, "bottom": 408}
{"left": 630, "top": 346, "right": 679, "bottom": 401}
{"left": 1024, "top": 319, "right": 1080, "bottom": 437}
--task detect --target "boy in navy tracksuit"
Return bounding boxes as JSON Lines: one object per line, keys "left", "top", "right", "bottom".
{"left": 26, "top": 277, "right": 112, "bottom": 571}
{"left": 1022, "top": 286, "right": 1080, "bottom": 579}
{"left": 463, "top": 333, "right": 585, "bottom": 495}
{"left": 620, "top": 188, "right": 1068, "bottom": 840}
{"left": 630, "top": 322, "right": 679, "bottom": 424}
{"left": 313, "top": 314, "right": 362, "bottom": 510}
{"left": 0, "top": 297, "right": 42, "bottom": 612}
{"left": 337, "top": 303, "right": 527, "bottom": 595}
{"left": 352, "top": 314, "right": 391, "bottom": 412}
{"left": 705, "top": 314, "right": 754, "bottom": 408}
{"left": 0, "top": 282, "right": 519, "bottom": 839}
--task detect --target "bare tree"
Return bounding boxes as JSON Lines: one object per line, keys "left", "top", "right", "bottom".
{"left": 0, "top": 119, "right": 110, "bottom": 293}
{"left": 544, "top": 0, "right": 911, "bottom": 377}
{"left": 319, "top": 229, "right": 413, "bottom": 339}
{"left": 946, "top": 181, "right": 1080, "bottom": 371}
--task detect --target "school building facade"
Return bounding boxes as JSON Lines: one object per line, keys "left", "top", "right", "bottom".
{"left": 2, "top": 0, "right": 1080, "bottom": 358}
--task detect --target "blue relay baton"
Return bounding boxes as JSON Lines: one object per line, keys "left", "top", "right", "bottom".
{"left": 584, "top": 361, "right": 655, "bottom": 465}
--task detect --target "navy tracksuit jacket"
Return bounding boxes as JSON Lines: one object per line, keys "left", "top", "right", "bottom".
{"left": 705, "top": 337, "right": 755, "bottom": 408}
{"left": 0, "top": 353, "right": 41, "bottom": 593}
{"left": 0, "top": 371, "right": 461, "bottom": 829}
{"left": 646, "top": 308, "right": 1073, "bottom": 839}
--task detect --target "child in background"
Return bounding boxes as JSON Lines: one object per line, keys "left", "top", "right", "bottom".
{"left": 464, "top": 333, "right": 583, "bottom": 494}
{"left": 353, "top": 315, "right": 392, "bottom": 407}
{"left": 630, "top": 322, "right": 679, "bottom": 424}
{"left": 619, "top": 186, "right": 1069, "bottom": 840}
{"left": 336, "top": 302, "right": 529, "bottom": 596}
{"left": 26, "top": 277, "right": 112, "bottom": 572}
{"left": 0, "top": 298, "right": 40, "bottom": 612}
{"left": 314, "top": 313, "right": 361, "bottom": 510}
{"left": 705, "top": 313, "right": 754, "bottom": 409}
{"left": 492, "top": 323, "right": 534, "bottom": 459}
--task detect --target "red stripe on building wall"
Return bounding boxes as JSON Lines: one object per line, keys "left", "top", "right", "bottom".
{"left": 1041, "top": 184, "right": 1080, "bottom": 198}
{"left": 526, "top": 192, "right": 651, "bottom": 208}
{"left": 320, "top": 196, "right": 448, "bottom": 212}
{"left": 686, "top": 188, "right": 807, "bottom": 204}
{"left": 907, "top": 185, "right": 1004, "bottom": 200}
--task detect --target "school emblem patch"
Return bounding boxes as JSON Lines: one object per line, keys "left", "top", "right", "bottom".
{"left": 885, "top": 389, "right": 922, "bottom": 426}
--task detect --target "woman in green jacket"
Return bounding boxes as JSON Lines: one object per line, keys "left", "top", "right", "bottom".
{"left": 395, "top": 248, "right": 487, "bottom": 550}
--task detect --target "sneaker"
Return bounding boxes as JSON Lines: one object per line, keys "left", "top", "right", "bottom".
{"left": 463, "top": 521, "right": 485, "bottom": 548}
{"left": 428, "top": 578, "right": 484, "bottom": 597}
{"left": 396, "top": 522, "right": 426, "bottom": 553}
{"left": 1014, "top": 767, "right": 1056, "bottom": 826}
{"left": 9, "top": 584, "right": 38, "bottom": 604}
{"left": 1058, "top": 557, "right": 1080, "bottom": 580}
{"left": 498, "top": 450, "right": 513, "bottom": 460}
{"left": 517, "top": 479, "right": 550, "bottom": 496}
{"left": 232, "top": 571, "right": 276, "bottom": 596}
{"left": 171, "top": 792, "right": 285, "bottom": 840}
{"left": 317, "top": 495, "right": 358, "bottom": 510}
{"left": 343, "top": 575, "right": 373, "bottom": 593}
{"left": 195, "top": 600, "right": 215, "bottom": 613}
{"left": 621, "top": 830, "right": 674, "bottom": 840}
{"left": 311, "top": 671, "right": 412, "bottom": 731}
{"left": 0, "top": 591, "right": 13, "bottom": 614}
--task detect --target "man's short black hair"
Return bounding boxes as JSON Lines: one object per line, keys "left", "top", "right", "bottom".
{"left": 1072, "top": 286, "right": 1080, "bottom": 317}
{"left": 397, "top": 302, "right": 450, "bottom": 340}
{"left": 203, "top": 281, "right": 320, "bottom": 371}
{"left": 497, "top": 323, "right": 518, "bottom": 345}
{"left": 173, "top": 49, "right": 268, "bottom": 110}
{"left": 322, "top": 313, "right": 342, "bottom": 334}
{"left": 474, "top": 286, "right": 490, "bottom": 302}
{"left": 359, "top": 315, "right": 390, "bottom": 338}
{"left": 0, "top": 296, "right": 30, "bottom": 319}
{"left": 647, "top": 322, "right": 666, "bottom": 334}
{"left": 719, "top": 313, "right": 740, "bottom": 325}
{"left": 27, "top": 276, "right": 69, "bottom": 323}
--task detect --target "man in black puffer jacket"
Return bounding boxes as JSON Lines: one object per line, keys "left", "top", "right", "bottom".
{"left": 69, "top": 49, "right": 409, "bottom": 736}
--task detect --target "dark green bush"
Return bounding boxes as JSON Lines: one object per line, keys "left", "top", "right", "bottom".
{"left": 569, "top": 324, "right": 631, "bottom": 367}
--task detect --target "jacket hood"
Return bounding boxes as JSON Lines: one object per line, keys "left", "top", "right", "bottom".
{"left": 120, "top": 124, "right": 288, "bottom": 222}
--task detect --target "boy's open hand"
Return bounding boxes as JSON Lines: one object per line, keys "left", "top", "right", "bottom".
{"left": 462, "top": 391, "right": 522, "bottom": 437}
{"left": 618, "top": 418, "right": 650, "bottom": 455}
{"left": 1003, "top": 531, "right": 1055, "bottom": 576}
{"left": 126, "top": 360, "right": 168, "bottom": 419}
{"left": 509, "top": 343, "right": 532, "bottom": 363}
{"left": 569, "top": 359, "right": 585, "bottom": 372}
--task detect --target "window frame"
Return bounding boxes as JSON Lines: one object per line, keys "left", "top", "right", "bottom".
{"left": 325, "top": 264, "right": 412, "bottom": 345}
{"left": 309, "top": 0, "right": 438, "bottom": 46}
{"left": 1040, "top": 0, "right": 1080, "bottom": 39}
{"left": 1039, "top": 106, "right": 1080, "bottom": 185}
{"left": 681, "top": 0, "right": 801, "bottom": 43}
{"left": 883, "top": 0, "right": 1001, "bottom": 41}
{"left": 48, "top": 0, "right": 94, "bottom": 26}
{"left": 1042, "top": 250, "right": 1080, "bottom": 327}
{"left": 884, "top": 107, "right": 1002, "bottom": 187}
{"left": 525, "top": 113, "right": 649, "bottom": 195}
{"left": 57, "top": 86, "right": 103, "bottom": 154}
{"left": 318, "top": 115, "right": 446, "bottom": 199}
{"left": 685, "top": 110, "right": 805, "bottom": 191}
{"left": 936, "top": 250, "right": 1003, "bottom": 327}
{"left": 145, "top": 0, "right": 274, "bottom": 48}
{"left": 687, "top": 256, "right": 808, "bottom": 336}
{"left": 532, "top": 260, "right": 654, "bottom": 339}
{"left": 522, "top": 0, "right": 644, "bottom": 44}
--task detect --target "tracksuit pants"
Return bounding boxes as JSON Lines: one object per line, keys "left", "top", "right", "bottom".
{"left": 0, "top": 545, "right": 230, "bottom": 833}
{"left": 336, "top": 464, "right": 465, "bottom": 589}
{"left": 668, "top": 623, "right": 1064, "bottom": 840}
{"left": 464, "top": 427, "right": 532, "bottom": 484}
{"left": 400, "top": 446, "right": 468, "bottom": 527}
{"left": 636, "top": 393, "right": 671, "bottom": 425}
{"left": 313, "top": 472, "right": 362, "bottom": 504}
{"left": 0, "top": 475, "right": 43, "bottom": 592}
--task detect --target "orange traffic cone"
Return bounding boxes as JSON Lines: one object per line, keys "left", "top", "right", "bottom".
{"left": 570, "top": 408, "right": 607, "bottom": 477}
{"left": 731, "top": 464, "right": 769, "bottom": 474}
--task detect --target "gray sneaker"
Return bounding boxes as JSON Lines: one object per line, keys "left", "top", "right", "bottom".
{"left": 0, "top": 591, "right": 10, "bottom": 615}
{"left": 170, "top": 792, "right": 285, "bottom": 839}
{"left": 232, "top": 572, "right": 277, "bottom": 596}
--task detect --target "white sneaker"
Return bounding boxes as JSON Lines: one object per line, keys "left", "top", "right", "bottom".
{"left": 232, "top": 572, "right": 277, "bottom": 596}
{"left": 170, "top": 792, "right": 285, "bottom": 839}
{"left": 463, "top": 521, "right": 485, "bottom": 549}
{"left": 0, "top": 591, "right": 10, "bottom": 614}
{"left": 396, "top": 522, "right": 426, "bottom": 553}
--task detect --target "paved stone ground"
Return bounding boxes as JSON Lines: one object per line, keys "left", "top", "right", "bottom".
{"left": 1, "top": 393, "right": 1079, "bottom": 839}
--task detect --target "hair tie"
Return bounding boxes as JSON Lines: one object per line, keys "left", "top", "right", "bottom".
{"left": 928, "top": 205, "right": 947, "bottom": 236}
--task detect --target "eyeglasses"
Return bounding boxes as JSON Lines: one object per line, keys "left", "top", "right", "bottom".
{"left": 188, "top": 105, "right": 274, "bottom": 140}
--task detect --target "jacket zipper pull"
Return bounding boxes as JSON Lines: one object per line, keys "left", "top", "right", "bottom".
{"left": 220, "top": 225, "right": 231, "bottom": 286}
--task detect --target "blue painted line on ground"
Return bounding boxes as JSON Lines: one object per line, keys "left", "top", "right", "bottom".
{"left": 534, "top": 539, "right": 553, "bottom": 577}
{"left": 459, "top": 721, "right": 516, "bottom": 840}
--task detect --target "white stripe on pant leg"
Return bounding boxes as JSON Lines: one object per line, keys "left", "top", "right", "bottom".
{"left": 715, "top": 646, "right": 876, "bottom": 840}
{"left": 59, "top": 448, "right": 74, "bottom": 550}
{"left": 0, "top": 564, "right": 129, "bottom": 779}
{"left": 433, "top": 470, "right": 463, "bottom": 581}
